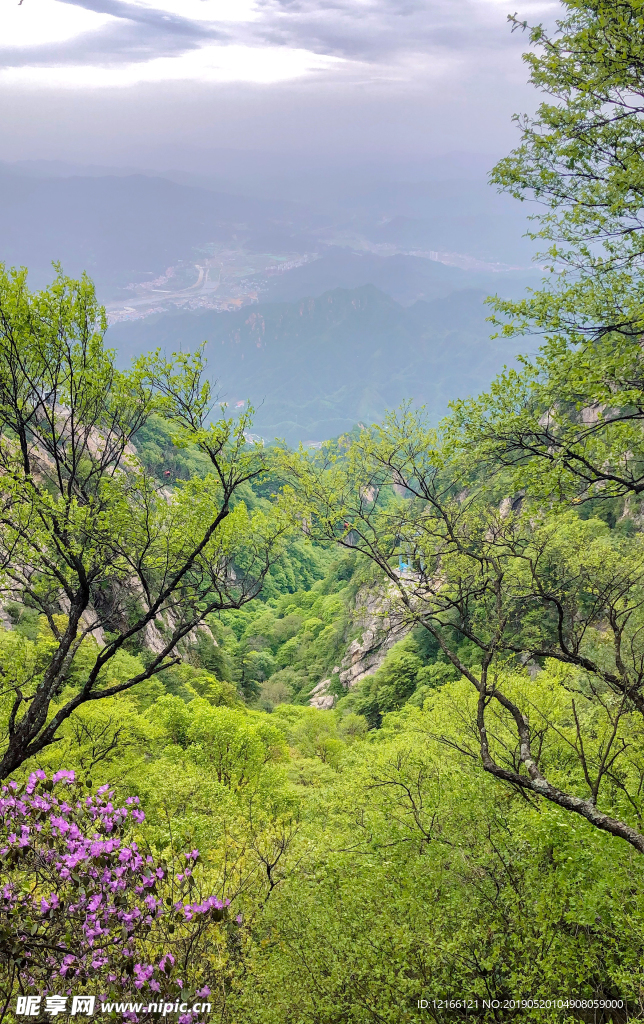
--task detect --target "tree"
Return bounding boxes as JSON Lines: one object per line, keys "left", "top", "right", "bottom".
{"left": 0, "top": 266, "right": 291, "bottom": 779}
{"left": 450, "top": 1, "right": 644, "bottom": 506}
{"left": 283, "top": 410, "right": 644, "bottom": 853}
{"left": 279, "top": 3, "right": 644, "bottom": 854}
{"left": 493, "top": 1, "right": 644, "bottom": 276}
{"left": 237, "top": 688, "right": 644, "bottom": 1022}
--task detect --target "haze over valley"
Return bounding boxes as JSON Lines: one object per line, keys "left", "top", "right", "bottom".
{"left": 0, "top": 155, "right": 540, "bottom": 442}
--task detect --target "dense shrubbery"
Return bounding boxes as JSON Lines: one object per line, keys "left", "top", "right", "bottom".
{"left": 5, "top": 664, "right": 644, "bottom": 1022}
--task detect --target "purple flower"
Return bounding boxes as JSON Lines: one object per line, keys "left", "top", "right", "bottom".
{"left": 1, "top": 769, "right": 226, "bottom": 1003}
{"left": 158, "top": 954, "right": 175, "bottom": 973}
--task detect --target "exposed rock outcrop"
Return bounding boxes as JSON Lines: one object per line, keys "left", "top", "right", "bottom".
{"left": 309, "top": 584, "right": 410, "bottom": 709}
{"left": 338, "top": 586, "right": 409, "bottom": 690}
{"left": 309, "top": 678, "right": 335, "bottom": 710}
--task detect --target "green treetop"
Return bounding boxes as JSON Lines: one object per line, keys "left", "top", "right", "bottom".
{"left": 450, "top": 2, "right": 644, "bottom": 506}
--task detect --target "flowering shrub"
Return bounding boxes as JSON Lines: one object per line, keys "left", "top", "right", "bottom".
{"left": 0, "top": 770, "right": 235, "bottom": 1021}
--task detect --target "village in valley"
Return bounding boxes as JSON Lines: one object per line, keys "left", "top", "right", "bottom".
{"left": 105, "top": 247, "right": 317, "bottom": 325}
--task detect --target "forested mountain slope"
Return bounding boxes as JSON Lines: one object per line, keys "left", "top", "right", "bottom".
{"left": 8, "top": 5, "right": 644, "bottom": 1019}
{"left": 108, "top": 284, "right": 527, "bottom": 443}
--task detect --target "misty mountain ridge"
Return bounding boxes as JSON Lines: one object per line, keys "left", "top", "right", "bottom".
{"left": 261, "top": 249, "right": 538, "bottom": 306}
{"left": 0, "top": 162, "right": 537, "bottom": 303}
{"left": 0, "top": 166, "right": 313, "bottom": 293}
{"left": 0, "top": 159, "right": 538, "bottom": 446}
{"left": 107, "top": 283, "right": 531, "bottom": 445}
{"left": 4, "top": 151, "right": 505, "bottom": 201}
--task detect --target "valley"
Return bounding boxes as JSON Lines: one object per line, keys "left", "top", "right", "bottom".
{"left": 106, "top": 248, "right": 318, "bottom": 324}
{"left": 4, "top": 3, "right": 644, "bottom": 1021}
{"left": 0, "top": 161, "right": 540, "bottom": 445}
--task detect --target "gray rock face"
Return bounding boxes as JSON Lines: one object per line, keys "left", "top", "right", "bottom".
{"left": 338, "top": 587, "right": 409, "bottom": 690}
{"left": 311, "top": 692, "right": 335, "bottom": 710}
{"left": 309, "top": 678, "right": 335, "bottom": 709}
{"left": 308, "top": 585, "right": 410, "bottom": 709}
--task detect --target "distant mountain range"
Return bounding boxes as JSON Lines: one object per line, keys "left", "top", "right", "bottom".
{"left": 0, "top": 163, "right": 537, "bottom": 302}
{"left": 0, "top": 161, "right": 539, "bottom": 443}
{"left": 107, "top": 284, "right": 532, "bottom": 445}
{"left": 261, "top": 250, "right": 537, "bottom": 307}
{"left": 0, "top": 166, "right": 311, "bottom": 294}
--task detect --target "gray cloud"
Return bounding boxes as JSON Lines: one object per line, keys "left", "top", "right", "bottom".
{"left": 253, "top": 0, "right": 511, "bottom": 62}
{"left": 57, "top": 0, "right": 212, "bottom": 30}
{"left": 0, "top": 0, "right": 527, "bottom": 71}
{"left": 0, "top": 0, "right": 229, "bottom": 69}
{"left": 0, "top": 0, "right": 560, "bottom": 220}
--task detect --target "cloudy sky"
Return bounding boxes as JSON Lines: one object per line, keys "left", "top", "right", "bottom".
{"left": 0, "top": 0, "right": 558, "bottom": 174}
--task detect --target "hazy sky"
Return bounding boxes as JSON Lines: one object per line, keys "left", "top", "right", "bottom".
{"left": 0, "top": 0, "right": 559, "bottom": 174}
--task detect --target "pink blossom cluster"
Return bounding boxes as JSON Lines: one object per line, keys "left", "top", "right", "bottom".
{"left": 0, "top": 770, "right": 234, "bottom": 1020}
